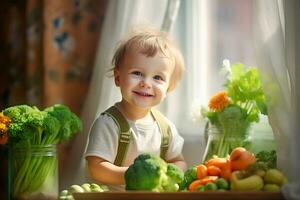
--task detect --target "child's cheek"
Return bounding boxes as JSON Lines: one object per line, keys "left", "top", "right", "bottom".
{"left": 153, "top": 82, "right": 168, "bottom": 94}
{"left": 127, "top": 75, "right": 140, "bottom": 85}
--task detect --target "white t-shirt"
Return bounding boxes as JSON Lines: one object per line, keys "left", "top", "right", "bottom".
{"left": 84, "top": 107, "right": 184, "bottom": 190}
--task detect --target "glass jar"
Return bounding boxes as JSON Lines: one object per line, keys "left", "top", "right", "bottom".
{"left": 202, "top": 124, "right": 252, "bottom": 162}
{"left": 9, "top": 144, "right": 58, "bottom": 200}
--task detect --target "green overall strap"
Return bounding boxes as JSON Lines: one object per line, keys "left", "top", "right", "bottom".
{"left": 151, "top": 109, "right": 170, "bottom": 161}
{"left": 102, "top": 106, "right": 131, "bottom": 166}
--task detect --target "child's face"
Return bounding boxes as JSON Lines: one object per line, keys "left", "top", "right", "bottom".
{"left": 114, "top": 50, "right": 174, "bottom": 110}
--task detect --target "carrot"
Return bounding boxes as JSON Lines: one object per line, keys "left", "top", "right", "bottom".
{"left": 196, "top": 164, "right": 207, "bottom": 179}
{"left": 205, "top": 157, "right": 227, "bottom": 168}
{"left": 199, "top": 176, "right": 219, "bottom": 185}
{"left": 207, "top": 165, "right": 221, "bottom": 176}
{"left": 220, "top": 159, "right": 231, "bottom": 180}
{"left": 188, "top": 179, "right": 203, "bottom": 192}
{"left": 188, "top": 176, "right": 219, "bottom": 192}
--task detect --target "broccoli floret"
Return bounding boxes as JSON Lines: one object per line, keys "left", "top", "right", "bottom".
{"left": 166, "top": 163, "right": 184, "bottom": 185}
{"left": 3, "top": 105, "right": 46, "bottom": 144}
{"left": 44, "top": 104, "right": 82, "bottom": 141}
{"left": 3, "top": 105, "right": 36, "bottom": 121}
{"left": 3, "top": 104, "right": 82, "bottom": 145}
{"left": 125, "top": 153, "right": 183, "bottom": 192}
{"left": 42, "top": 114, "right": 61, "bottom": 144}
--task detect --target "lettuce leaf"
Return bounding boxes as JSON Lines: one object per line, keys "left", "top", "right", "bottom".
{"left": 224, "top": 63, "right": 268, "bottom": 123}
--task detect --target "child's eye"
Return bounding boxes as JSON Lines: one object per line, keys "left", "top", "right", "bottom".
{"left": 153, "top": 75, "right": 164, "bottom": 81}
{"left": 131, "top": 71, "right": 142, "bottom": 76}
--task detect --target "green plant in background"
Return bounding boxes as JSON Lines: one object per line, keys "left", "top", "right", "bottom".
{"left": 201, "top": 60, "right": 268, "bottom": 160}
{"left": 224, "top": 62, "right": 268, "bottom": 122}
{"left": 0, "top": 104, "right": 82, "bottom": 198}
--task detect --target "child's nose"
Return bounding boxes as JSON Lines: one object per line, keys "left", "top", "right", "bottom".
{"left": 139, "top": 78, "right": 151, "bottom": 88}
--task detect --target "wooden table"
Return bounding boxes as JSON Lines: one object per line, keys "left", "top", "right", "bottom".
{"left": 73, "top": 191, "right": 285, "bottom": 200}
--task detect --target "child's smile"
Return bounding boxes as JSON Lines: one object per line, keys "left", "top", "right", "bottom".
{"left": 132, "top": 90, "right": 154, "bottom": 97}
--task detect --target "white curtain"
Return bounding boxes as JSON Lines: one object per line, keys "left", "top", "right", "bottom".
{"left": 254, "top": 0, "right": 299, "bottom": 199}
{"left": 61, "top": 0, "right": 170, "bottom": 188}
{"left": 160, "top": 0, "right": 213, "bottom": 166}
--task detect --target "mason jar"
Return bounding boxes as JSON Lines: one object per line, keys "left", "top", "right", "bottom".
{"left": 202, "top": 123, "right": 252, "bottom": 162}
{"left": 9, "top": 144, "right": 58, "bottom": 200}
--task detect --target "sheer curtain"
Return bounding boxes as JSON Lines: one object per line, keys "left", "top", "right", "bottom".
{"left": 160, "top": 0, "right": 214, "bottom": 166}
{"left": 254, "top": 0, "right": 299, "bottom": 199}
{"left": 61, "top": 0, "right": 170, "bottom": 189}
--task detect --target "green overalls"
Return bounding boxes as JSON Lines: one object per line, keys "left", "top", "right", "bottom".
{"left": 102, "top": 106, "right": 170, "bottom": 166}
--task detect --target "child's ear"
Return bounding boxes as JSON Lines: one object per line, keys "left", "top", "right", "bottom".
{"left": 114, "top": 69, "right": 120, "bottom": 87}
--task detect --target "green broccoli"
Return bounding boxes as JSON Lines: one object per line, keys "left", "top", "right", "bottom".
{"left": 4, "top": 104, "right": 82, "bottom": 145}
{"left": 3, "top": 105, "right": 37, "bottom": 121}
{"left": 124, "top": 153, "right": 184, "bottom": 192}
{"left": 166, "top": 163, "right": 184, "bottom": 185}
{"left": 44, "top": 104, "right": 82, "bottom": 142}
{"left": 4, "top": 105, "right": 47, "bottom": 145}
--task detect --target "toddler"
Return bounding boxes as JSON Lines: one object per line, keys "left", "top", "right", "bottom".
{"left": 85, "top": 26, "right": 187, "bottom": 190}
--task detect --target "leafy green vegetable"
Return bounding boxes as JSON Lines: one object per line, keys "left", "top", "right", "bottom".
{"left": 166, "top": 163, "right": 184, "bottom": 185}
{"left": 225, "top": 63, "right": 268, "bottom": 122}
{"left": 202, "top": 61, "right": 268, "bottom": 160}
{"left": 4, "top": 104, "right": 82, "bottom": 146}
{"left": 244, "top": 150, "right": 277, "bottom": 178}
{"left": 125, "top": 153, "right": 184, "bottom": 192}
{"left": 180, "top": 166, "right": 197, "bottom": 190}
{"left": 44, "top": 104, "right": 82, "bottom": 142}
{"left": 218, "top": 105, "right": 250, "bottom": 137}
{"left": 255, "top": 150, "right": 277, "bottom": 169}
{"left": 3, "top": 104, "right": 82, "bottom": 197}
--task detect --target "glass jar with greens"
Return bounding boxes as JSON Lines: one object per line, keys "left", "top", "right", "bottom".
{"left": 0, "top": 104, "right": 82, "bottom": 200}
{"left": 202, "top": 122, "right": 252, "bottom": 162}
{"left": 9, "top": 144, "right": 58, "bottom": 200}
{"left": 200, "top": 61, "right": 268, "bottom": 162}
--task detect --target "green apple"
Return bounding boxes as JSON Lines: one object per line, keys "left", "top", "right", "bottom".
{"left": 264, "top": 169, "right": 285, "bottom": 185}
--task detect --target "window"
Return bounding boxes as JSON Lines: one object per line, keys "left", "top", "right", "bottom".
{"left": 165, "top": 0, "right": 273, "bottom": 139}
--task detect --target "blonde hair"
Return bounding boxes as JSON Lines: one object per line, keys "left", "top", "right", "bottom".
{"left": 111, "top": 26, "right": 185, "bottom": 92}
